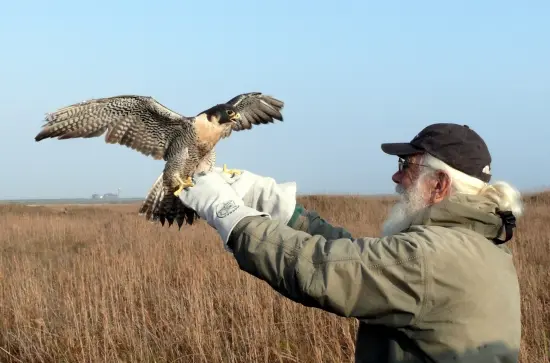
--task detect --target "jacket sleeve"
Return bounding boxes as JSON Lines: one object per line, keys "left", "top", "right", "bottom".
{"left": 227, "top": 209, "right": 429, "bottom": 327}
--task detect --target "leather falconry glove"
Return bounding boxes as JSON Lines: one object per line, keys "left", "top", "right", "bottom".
{"left": 177, "top": 171, "right": 269, "bottom": 252}
{"left": 212, "top": 166, "right": 297, "bottom": 225}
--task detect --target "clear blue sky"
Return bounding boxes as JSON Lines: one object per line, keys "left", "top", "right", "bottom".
{"left": 1, "top": 0, "right": 548, "bottom": 199}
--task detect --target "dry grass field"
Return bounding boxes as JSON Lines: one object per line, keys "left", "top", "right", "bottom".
{"left": 0, "top": 193, "right": 548, "bottom": 362}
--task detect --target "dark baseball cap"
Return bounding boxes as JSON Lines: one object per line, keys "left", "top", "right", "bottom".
{"left": 381, "top": 123, "right": 492, "bottom": 182}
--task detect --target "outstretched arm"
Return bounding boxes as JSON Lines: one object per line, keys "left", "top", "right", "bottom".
{"left": 178, "top": 171, "right": 428, "bottom": 327}
{"left": 227, "top": 215, "right": 428, "bottom": 327}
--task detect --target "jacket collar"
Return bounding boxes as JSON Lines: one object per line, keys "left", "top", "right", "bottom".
{"left": 408, "top": 193, "right": 506, "bottom": 241}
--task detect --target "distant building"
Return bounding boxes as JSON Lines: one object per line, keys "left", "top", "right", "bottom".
{"left": 91, "top": 188, "right": 121, "bottom": 199}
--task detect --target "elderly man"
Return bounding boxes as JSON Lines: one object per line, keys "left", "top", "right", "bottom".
{"left": 178, "top": 123, "right": 523, "bottom": 363}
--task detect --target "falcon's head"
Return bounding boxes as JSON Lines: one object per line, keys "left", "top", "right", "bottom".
{"left": 205, "top": 104, "right": 241, "bottom": 125}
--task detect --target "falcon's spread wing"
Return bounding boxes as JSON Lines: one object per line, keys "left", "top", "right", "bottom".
{"left": 34, "top": 95, "right": 190, "bottom": 160}
{"left": 224, "top": 92, "right": 284, "bottom": 135}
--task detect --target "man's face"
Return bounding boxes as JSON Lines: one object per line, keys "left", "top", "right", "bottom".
{"left": 391, "top": 154, "right": 432, "bottom": 195}
{"left": 381, "top": 153, "right": 434, "bottom": 236}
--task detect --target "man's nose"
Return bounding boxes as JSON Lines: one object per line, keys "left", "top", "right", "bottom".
{"left": 392, "top": 170, "right": 402, "bottom": 184}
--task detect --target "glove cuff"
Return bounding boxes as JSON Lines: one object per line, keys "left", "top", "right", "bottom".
{"left": 212, "top": 203, "right": 269, "bottom": 252}
{"left": 263, "top": 182, "right": 296, "bottom": 225}
{"left": 277, "top": 182, "right": 297, "bottom": 199}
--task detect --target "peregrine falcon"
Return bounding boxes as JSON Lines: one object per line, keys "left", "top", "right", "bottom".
{"left": 34, "top": 92, "right": 284, "bottom": 228}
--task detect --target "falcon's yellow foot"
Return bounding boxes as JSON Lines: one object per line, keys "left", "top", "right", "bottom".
{"left": 173, "top": 176, "right": 195, "bottom": 197}
{"left": 223, "top": 164, "right": 242, "bottom": 177}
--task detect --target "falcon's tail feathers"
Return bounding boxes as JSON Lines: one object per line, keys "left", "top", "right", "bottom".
{"left": 139, "top": 173, "right": 199, "bottom": 229}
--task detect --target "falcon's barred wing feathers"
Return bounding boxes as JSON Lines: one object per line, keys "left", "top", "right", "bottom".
{"left": 34, "top": 95, "right": 190, "bottom": 160}
{"left": 225, "top": 92, "right": 284, "bottom": 133}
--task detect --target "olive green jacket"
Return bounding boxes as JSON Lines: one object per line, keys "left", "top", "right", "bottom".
{"left": 227, "top": 194, "right": 522, "bottom": 363}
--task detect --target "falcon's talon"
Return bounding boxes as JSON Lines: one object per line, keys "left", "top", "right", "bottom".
{"left": 223, "top": 163, "right": 242, "bottom": 177}
{"left": 173, "top": 176, "right": 194, "bottom": 197}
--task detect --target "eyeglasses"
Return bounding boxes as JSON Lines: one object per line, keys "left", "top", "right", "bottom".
{"left": 398, "top": 158, "right": 431, "bottom": 172}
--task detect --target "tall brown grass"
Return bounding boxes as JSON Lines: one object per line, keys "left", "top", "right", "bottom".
{"left": 0, "top": 194, "right": 548, "bottom": 362}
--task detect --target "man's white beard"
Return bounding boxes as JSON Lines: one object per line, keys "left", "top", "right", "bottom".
{"left": 381, "top": 178, "right": 429, "bottom": 237}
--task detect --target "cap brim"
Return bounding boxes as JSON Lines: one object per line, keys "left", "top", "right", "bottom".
{"left": 381, "top": 142, "right": 423, "bottom": 156}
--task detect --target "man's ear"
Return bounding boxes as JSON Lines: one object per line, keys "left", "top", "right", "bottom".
{"left": 431, "top": 170, "right": 451, "bottom": 203}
